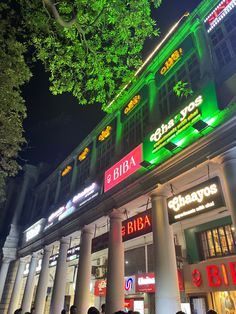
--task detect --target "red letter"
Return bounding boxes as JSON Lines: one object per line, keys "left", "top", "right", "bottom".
{"left": 144, "top": 215, "right": 151, "bottom": 228}
{"left": 121, "top": 226, "right": 125, "bottom": 237}
{"left": 206, "top": 265, "right": 222, "bottom": 287}
{"left": 229, "top": 262, "right": 236, "bottom": 284}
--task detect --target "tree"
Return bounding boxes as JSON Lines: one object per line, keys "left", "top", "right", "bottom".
{"left": 18, "top": 0, "right": 161, "bottom": 111}
{"left": 0, "top": 3, "right": 32, "bottom": 202}
{"left": 0, "top": 0, "right": 161, "bottom": 201}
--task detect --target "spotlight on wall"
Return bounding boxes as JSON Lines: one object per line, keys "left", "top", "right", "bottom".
{"left": 164, "top": 142, "right": 178, "bottom": 152}
{"left": 192, "top": 120, "right": 209, "bottom": 132}
{"left": 140, "top": 160, "right": 153, "bottom": 169}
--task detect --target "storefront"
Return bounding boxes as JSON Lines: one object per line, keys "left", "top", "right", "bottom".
{"left": 184, "top": 256, "right": 236, "bottom": 314}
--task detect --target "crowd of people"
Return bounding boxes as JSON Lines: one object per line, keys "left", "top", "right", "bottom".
{"left": 12, "top": 305, "right": 218, "bottom": 314}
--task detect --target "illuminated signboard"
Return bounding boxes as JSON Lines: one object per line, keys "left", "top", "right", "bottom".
{"left": 78, "top": 147, "right": 90, "bottom": 162}
{"left": 136, "top": 272, "right": 184, "bottom": 292}
{"left": 160, "top": 48, "right": 183, "bottom": 76}
{"left": 49, "top": 245, "right": 80, "bottom": 267}
{"left": 123, "top": 95, "right": 141, "bottom": 115}
{"left": 24, "top": 219, "right": 45, "bottom": 243}
{"left": 121, "top": 86, "right": 148, "bottom": 122}
{"left": 24, "top": 259, "right": 42, "bottom": 276}
{"left": 156, "top": 35, "right": 194, "bottom": 83}
{"left": 61, "top": 164, "right": 73, "bottom": 177}
{"left": 94, "top": 276, "right": 135, "bottom": 296}
{"left": 45, "top": 182, "right": 100, "bottom": 229}
{"left": 98, "top": 125, "right": 112, "bottom": 142}
{"left": 167, "top": 177, "right": 225, "bottom": 224}
{"left": 185, "top": 257, "right": 236, "bottom": 291}
{"left": 204, "top": 0, "right": 236, "bottom": 33}
{"left": 92, "top": 210, "right": 152, "bottom": 253}
{"left": 104, "top": 144, "right": 142, "bottom": 193}
{"left": 143, "top": 82, "right": 221, "bottom": 167}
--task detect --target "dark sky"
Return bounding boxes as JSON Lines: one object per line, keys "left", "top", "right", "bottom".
{"left": 21, "top": 0, "right": 202, "bottom": 168}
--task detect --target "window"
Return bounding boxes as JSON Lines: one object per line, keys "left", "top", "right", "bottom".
{"left": 125, "top": 246, "right": 146, "bottom": 276}
{"left": 59, "top": 166, "right": 73, "bottom": 202}
{"left": 209, "top": 10, "right": 236, "bottom": 68}
{"left": 96, "top": 134, "right": 115, "bottom": 173}
{"left": 198, "top": 225, "right": 236, "bottom": 260}
{"left": 76, "top": 156, "right": 91, "bottom": 188}
{"left": 123, "top": 103, "right": 148, "bottom": 153}
{"left": 158, "top": 53, "right": 201, "bottom": 121}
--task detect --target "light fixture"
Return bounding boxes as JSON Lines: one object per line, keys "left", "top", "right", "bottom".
{"left": 192, "top": 120, "right": 209, "bottom": 132}
{"left": 164, "top": 142, "right": 179, "bottom": 152}
{"left": 125, "top": 260, "right": 129, "bottom": 265}
{"left": 140, "top": 160, "right": 153, "bottom": 169}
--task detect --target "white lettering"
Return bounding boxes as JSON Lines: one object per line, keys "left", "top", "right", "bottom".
{"left": 150, "top": 95, "right": 203, "bottom": 142}
{"left": 168, "top": 183, "right": 218, "bottom": 212}
{"left": 138, "top": 276, "right": 155, "bottom": 285}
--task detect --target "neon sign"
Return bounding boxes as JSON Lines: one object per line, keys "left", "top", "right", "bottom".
{"left": 150, "top": 95, "right": 203, "bottom": 153}
{"left": 122, "top": 212, "right": 151, "bottom": 240}
{"left": 190, "top": 261, "right": 236, "bottom": 289}
{"left": 104, "top": 144, "right": 142, "bottom": 193}
{"left": 45, "top": 182, "right": 100, "bottom": 229}
{"left": 98, "top": 125, "right": 112, "bottom": 142}
{"left": 204, "top": 0, "right": 236, "bottom": 33}
{"left": 78, "top": 147, "right": 90, "bottom": 161}
{"left": 61, "top": 165, "right": 72, "bottom": 177}
{"left": 160, "top": 48, "right": 183, "bottom": 76}
{"left": 24, "top": 219, "right": 45, "bottom": 243}
{"left": 167, "top": 177, "right": 225, "bottom": 223}
{"left": 124, "top": 95, "right": 141, "bottom": 115}
{"left": 48, "top": 245, "right": 80, "bottom": 267}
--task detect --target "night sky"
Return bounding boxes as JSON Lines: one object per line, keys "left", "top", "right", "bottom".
{"left": 21, "top": 0, "right": 202, "bottom": 169}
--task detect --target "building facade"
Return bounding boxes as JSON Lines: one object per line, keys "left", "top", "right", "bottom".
{"left": 1, "top": 0, "right": 236, "bottom": 313}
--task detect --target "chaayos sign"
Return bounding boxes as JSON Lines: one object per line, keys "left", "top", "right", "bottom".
{"left": 167, "top": 177, "right": 225, "bottom": 224}
{"left": 45, "top": 182, "right": 100, "bottom": 230}
{"left": 104, "top": 144, "right": 142, "bottom": 192}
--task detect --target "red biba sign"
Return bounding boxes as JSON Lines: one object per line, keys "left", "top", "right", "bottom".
{"left": 104, "top": 144, "right": 142, "bottom": 192}
{"left": 192, "top": 261, "right": 236, "bottom": 288}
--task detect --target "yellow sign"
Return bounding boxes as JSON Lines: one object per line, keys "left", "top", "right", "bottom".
{"left": 78, "top": 147, "right": 90, "bottom": 161}
{"left": 61, "top": 165, "right": 72, "bottom": 177}
{"left": 124, "top": 95, "right": 141, "bottom": 115}
{"left": 160, "top": 48, "right": 183, "bottom": 76}
{"left": 98, "top": 126, "right": 112, "bottom": 142}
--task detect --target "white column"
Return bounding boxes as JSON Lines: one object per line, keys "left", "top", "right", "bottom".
{"left": 151, "top": 185, "right": 181, "bottom": 314}
{"left": 34, "top": 246, "right": 52, "bottom": 314}
{"left": 50, "top": 237, "right": 69, "bottom": 314}
{"left": 8, "top": 259, "right": 26, "bottom": 314}
{"left": 0, "top": 258, "right": 11, "bottom": 302}
{"left": 74, "top": 226, "right": 93, "bottom": 313}
{"left": 106, "top": 210, "right": 124, "bottom": 314}
{"left": 220, "top": 147, "right": 236, "bottom": 229}
{"left": 21, "top": 253, "right": 38, "bottom": 313}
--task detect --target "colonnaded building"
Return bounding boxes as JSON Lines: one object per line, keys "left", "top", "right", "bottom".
{"left": 1, "top": 0, "right": 236, "bottom": 314}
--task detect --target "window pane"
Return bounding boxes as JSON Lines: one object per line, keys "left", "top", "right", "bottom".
{"left": 125, "top": 247, "right": 145, "bottom": 276}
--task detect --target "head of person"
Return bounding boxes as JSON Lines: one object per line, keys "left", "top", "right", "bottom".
{"left": 61, "top": 310, "right": 66, "bottom": 314}
{"left": 14, "top": 309, "right": 22, "bottom": 314}
{"left": 88, "top": 307, "right": 100, "bottom": 314}
{"left": 70, "top": 305, "right": 77, "bottom": 314}
{"left": 101, "top": 304, "right": 105, "bottom": 312}
{"left": 207, "top": 310, "right": 217, "bottom": 314}
{"left": 113, "top": 312, "right": 126, "bottom": 314}
{"left": 176, "top": 312, "right": 186, "bottom": 314}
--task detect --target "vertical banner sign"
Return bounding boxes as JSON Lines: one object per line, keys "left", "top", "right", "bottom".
{"left": 104, "top": 144, "right": 143, "bottom": 192}
{"left": 167, "top": 177, "right": 225, "bottom": 224}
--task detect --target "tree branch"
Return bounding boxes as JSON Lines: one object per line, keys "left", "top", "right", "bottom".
{"left": 43, "top": 0, "right": 77, "bottom": 28}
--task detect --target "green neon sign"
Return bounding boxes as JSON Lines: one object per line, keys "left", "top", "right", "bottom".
{"left": 143, "top": 82, "right": 230, "bottom": 166}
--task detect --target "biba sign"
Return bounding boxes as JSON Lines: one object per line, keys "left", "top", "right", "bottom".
{"left": 167, "top": 177, "right": 225, "bottom": 224}
{"left": 188, "top": 259, "right": 236, "bottom": 291}
{"left": 104, "top": 144, "right": 142, "bottom": 192}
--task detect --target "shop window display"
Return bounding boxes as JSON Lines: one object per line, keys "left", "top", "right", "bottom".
{"left": 213, "top": 291, "right": 236, "bottom": 314}
{"left": 199, "top": 225, "right": 236, "bottom": 260}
